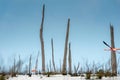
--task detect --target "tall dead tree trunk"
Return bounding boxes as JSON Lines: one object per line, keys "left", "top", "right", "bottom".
{"left": 110, "top": 25, "right": 117, "bottom": 75}
{"left": 49, "top": 60, "right": 52, "bottom": 72}
{"left": 24, "top": 64, "right": 28, "bottom": 74}
{"left": 11, "top": 58, "right": 16, "bottom": 77}
{"left": 40, "top": 4, "right": 45, "bottom": 73}
{"left": 62, "top": 18, "right": 70, "bottom": 74}
{"left": 59, "top": 59, "right": 62, "bottom": 73}
{"left": 51, "top": 38, "right": 56, "bottom": 72}
{"left": 68, "top": 43, "right": 72, "bottom": 74}
{"left": 13, "top": 58, "right": 16, "bottom": 74}
{"left": 18, "top": 55, "right": 21, "bottom": 74}
{"left": 28, "top": 55, "right": 32, "bottom": 77}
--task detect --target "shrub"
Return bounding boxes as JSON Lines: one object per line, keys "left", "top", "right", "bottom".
{"left": 96, "top": 69, "right": 104, "bottom": 79}
{"left": 47, "top": 72, "right": 51, "bottom": 77}
{"left": 43, "top": 71, "right": 56, "bottom": 77}
{"left": 71, "top": 73, "right": 78, "bottom": 76}
{"left": 104, "top": 71, "right": 111, "bottom": 77}
{"left": 62, "top": 72, "right": 67, "bottom": 75}
{"left": 27, "top": 73, "right": 32, "bottom": 77}
{"left": 11, "top": 73, "right": 16, "bottom": 77}
{"left": 111, "top": 73, "right": 117, "bottom": 76}
{"left": 86, "top": 71, "right": 91, "bottom": 79}
{"left": 0, "top": 75, "right": 5, "bottom": 80}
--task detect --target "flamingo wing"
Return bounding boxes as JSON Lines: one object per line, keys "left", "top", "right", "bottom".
{"left": 103, "top": 41, "right": 111, "bottom": 48}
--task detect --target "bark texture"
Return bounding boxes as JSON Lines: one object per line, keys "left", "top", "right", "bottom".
{"left": 110, "top": 25, "right": 117, "bottom": 75}
{"left": 62, "top": 18, "right": 70, "bottom": 74}
{"left": 68, "top": 43, "right": 72, "bottom": 74}
{"left": 40, "top": 4, "right": 45, "bottom": 73}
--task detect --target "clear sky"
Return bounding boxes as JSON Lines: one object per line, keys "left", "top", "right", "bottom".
{"left": 0, "top": 0, "right": 120, "bottom": 71}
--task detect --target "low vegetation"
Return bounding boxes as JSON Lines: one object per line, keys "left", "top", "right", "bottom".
{"left": 0, "top": 75, "right": 5, "bottom": 80}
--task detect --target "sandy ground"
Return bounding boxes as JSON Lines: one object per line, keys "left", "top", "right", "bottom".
{"left": 6, "top": 74, "right": 120, "bottom": 80}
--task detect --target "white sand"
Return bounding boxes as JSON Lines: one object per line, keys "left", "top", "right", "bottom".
{"left": 7, "top": 74, "right": 120, "bottom": 80}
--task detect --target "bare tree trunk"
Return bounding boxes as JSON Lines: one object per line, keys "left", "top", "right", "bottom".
{"left": 62, "top": 18, "right": 70, "bottom": 74}
{"left": 12, "top": 58, "right": 16, "bottom": 77}
{"left": 110, "top": 25, "right": 117, "bottom": 75}
{"left": 51, "top": 38, "right": 56, "bottom": 73}
{"left": 11, "top": 58, "right": 16, "bottom": 77}
{"left": 74, "top": 62, "right": 80, "bottom": 75}
{"left": 68, "top": 43, "right": 72, "bottom": 74}
{"left": 18, "top": 55, "right": 21, "bottom": 74}
{"left": 24, "top": 64, "right": 28, "bottom": 74}
{"left": 18, "top": 55, "right": 22, "bottom": 74}
{"left": 49, "top": 60, "right": 52, "bottom": 72}
{"left": 28, "top": 55, "right": 32, "bottom": 77}
{"left": 35, "top": 52, "right": 39, "bottom": 74}
{"left": 59, "top": 59, "right": 62, "bottom": 73}
{"left": 40, "top": 4, "right": 45, "bottom": 73}
{"left": 13, "top": 58, "right": 16, "bottom": 74}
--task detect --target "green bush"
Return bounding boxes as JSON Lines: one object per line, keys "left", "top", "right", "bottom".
{"left": 96, "top": 69, "right": 104, "bottom": 79}
{"left": 43, "top": 72, "right": 56, "bottom": 77}
{"left": 11, "top": 73, "right": 16, "bottom": 77}
{"left": 104, "top": 71, "right": 111, "bottom": 77}
{"left": 0, "top": 75, "right": 5, "bottom": 80}
{"left": 71, "top": 73, "right": 78, "bottom": 76}
{"left": 86, "top": 72, "right": 91, "bottom": 79}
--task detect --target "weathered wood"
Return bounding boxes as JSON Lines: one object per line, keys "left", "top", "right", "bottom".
{"left": 110, "top": 24, "right": 117, "bottom": 75}
{"left": 51, "top": 38, "right": 56, "bottom": 72}
{"left": 68, "top": 43, "right": 72, "bottom": 74}
{"left": 40, "top": 4, "right": 45, "bottom": 73}
{"left": 62, "top": 18, "right": 70, "bottom": 74}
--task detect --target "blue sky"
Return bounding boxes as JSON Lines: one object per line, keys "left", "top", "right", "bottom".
{"left": 0, "top": 0, "right": 120, "bottom": 71}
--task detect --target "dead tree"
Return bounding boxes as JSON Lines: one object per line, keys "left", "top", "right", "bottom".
{"left": 28, "top": 55, "right": 32, "bottom": 77}
{"left": 18, "top": 55, "right": 21, "bottom": 74}
{"left": 49, "top": 60, "right": 52, "bottom": 72}
{"left": 68, "top": 43, "right": 72, "bottom": 74}
{"left": 24, "top": 64, "right": 28, "bottom": 75}
{"left": 73, "top": 62, "right": 80, "bottom": 76}
{"left": 110, "top": 25, "right": 117, "bottom": 75}
{"left": 13, "top": 58, "right": 16, "bottom": 75}
{"left": 40, "top": 4, "right": 45, "bottom": 73}
{"left": 11, "top": 58, "right": 16, "bottom": 77}
{"left": 51, "top": 38, "right": 56, "bottom": 73}
{"left": 59, "top": 59, "right": 62, "bottom": 73}
{"left": 35, "top": 52, "right": 39, "bottom": 74}
{"left": 17, "top": 55, "right": 23, "bottom": 74}
{"left": 62, "top": 18, "right": 70, "bottom": 74}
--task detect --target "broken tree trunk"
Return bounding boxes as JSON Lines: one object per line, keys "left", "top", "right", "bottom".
{"left": 62, "top": 18, "right": 70, "bottom": 74}
{"left": 51, "top": 38, "right": 56, "bottom": 73}
{"left": 68, "top": 43, "right": 72, "bottom": 74}
{"left": 40, "top": 4, "right": 45, "bottom": 73}
{"left": 110, "top": 24, "right": 117, "bottom": 75}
